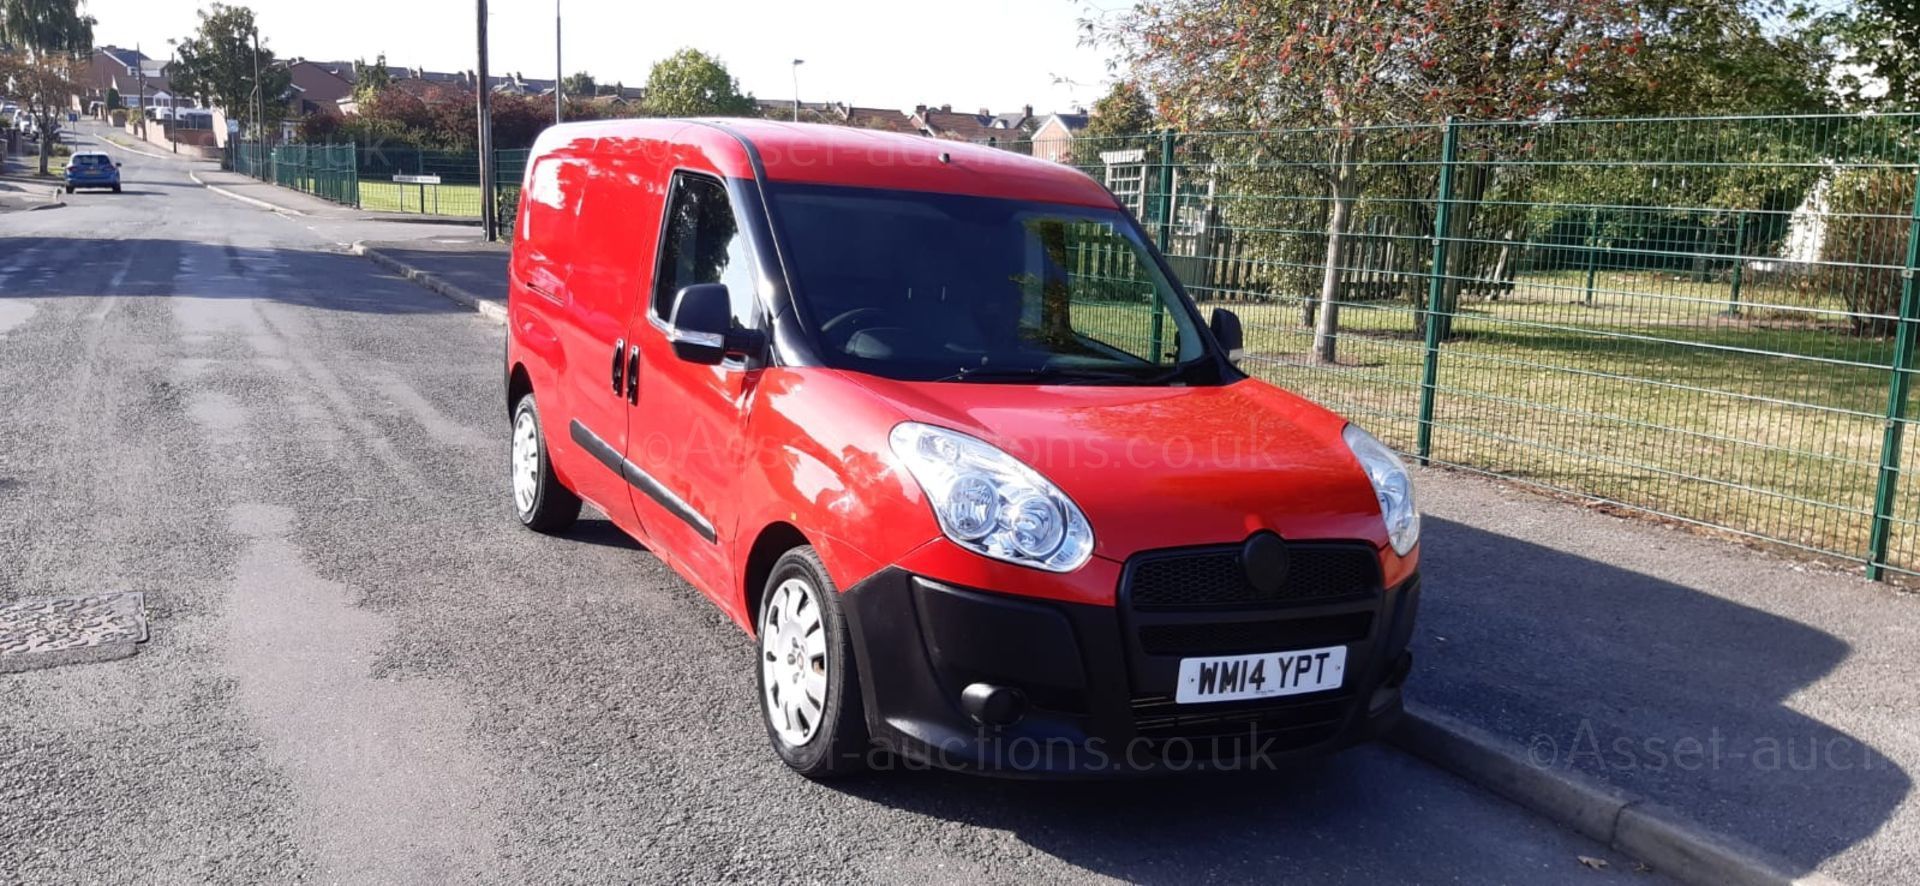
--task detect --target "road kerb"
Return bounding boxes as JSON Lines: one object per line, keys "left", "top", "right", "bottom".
{"left": 351, "top": 243, "right": 507, "bottom": 324}
{"left": 1390, "top": 704, "right": 1841, "bottom": 886}
{"left": 187, "top": 168, "right": 308, "bottom": 217}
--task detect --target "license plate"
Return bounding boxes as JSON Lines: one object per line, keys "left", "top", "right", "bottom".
{"left": 1175, "top": 646, "right": 1347, "bottom": 704}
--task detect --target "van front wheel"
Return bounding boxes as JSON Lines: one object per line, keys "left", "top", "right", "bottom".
{"left": 758, "top": 547, "right": 869, "bottom": 778}
{"left": 511, "top": 393, "right": 581, "bottom": 533}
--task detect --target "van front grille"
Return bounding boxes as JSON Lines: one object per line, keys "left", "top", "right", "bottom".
{"left": 1128, "top": 543, "right": 1380, "bottom": 610}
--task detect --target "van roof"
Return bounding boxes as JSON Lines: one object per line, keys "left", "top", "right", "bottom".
{"left": 528, "top": 118, "right": 1118, "bottom": 210}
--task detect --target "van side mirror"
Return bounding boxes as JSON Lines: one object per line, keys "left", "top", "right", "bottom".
{"left": 669, "top": 283, "right": 765, "bottom": 366}
{"left": 1211, "top": 308, "right": 1246, "bottom": 364}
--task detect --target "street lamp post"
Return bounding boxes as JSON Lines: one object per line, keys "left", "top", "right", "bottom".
{"left": 791, "top": 59, "right": 804, "bottom": 123}
{"left": 554, "top": 0, "right": 563, "bottom": 124}
{"left": 252, "top": 28, "right": 265, "bottom": 146}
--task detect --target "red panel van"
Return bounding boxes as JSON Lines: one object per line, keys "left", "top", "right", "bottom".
{"left": 505, "top": 120, "right": 1421, "bottom": 778}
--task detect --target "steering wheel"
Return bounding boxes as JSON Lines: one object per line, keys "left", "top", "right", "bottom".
{"left": 819, "top": 307, "right": 891, "bottom": 348}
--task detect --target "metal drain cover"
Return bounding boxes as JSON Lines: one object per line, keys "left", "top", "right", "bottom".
{"left": 0, "top": 593, "right": 148, "bottom": 674}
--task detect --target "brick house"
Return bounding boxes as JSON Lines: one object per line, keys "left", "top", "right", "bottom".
{"left": 1029, "top": 112, "right": 1089, "bottom": 164}
{"left": 80, "top": 46, "right": 151, "bottom": 115}
{"left": 281, "top": 59, "right": 357, "bottom": 117}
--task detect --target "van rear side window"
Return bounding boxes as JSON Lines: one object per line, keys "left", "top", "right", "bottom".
{"left": 653, "top": 173, "right": 758, "bottom": 331}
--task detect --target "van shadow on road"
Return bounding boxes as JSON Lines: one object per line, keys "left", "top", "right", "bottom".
{"left": 0, "top": 236, "right": 475, "bottom": 318}
{"left": 1412, "top": 517, "right": 1908, "bottom": 878}
{"left": 832, "top": 741, "right": 1642, "bottom": 883}
{"left": 828, "top": 519, "right": 1905, "bottom": 882}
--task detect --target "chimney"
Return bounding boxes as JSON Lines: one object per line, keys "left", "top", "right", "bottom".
{"left": 914, "top": 104, "right": 927, "bottom": 116}
{"left": 1023, "top": 104, "right": 1033, "bottom": 120}
{"left": 941, "top": 104, "right": 952, "bottom": 112}
{"left": 979, "top": 107, "right": 990, "bottom": 117}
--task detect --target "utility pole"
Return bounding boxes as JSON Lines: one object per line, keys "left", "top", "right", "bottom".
{"left": 554, "top": 0, "right": 563, "bottom": 124}
{"left": 791, "top": 59, "right": 804, "bottom": 122}
{"left": 478, "top": 0, "right": 497, "bottom": 241}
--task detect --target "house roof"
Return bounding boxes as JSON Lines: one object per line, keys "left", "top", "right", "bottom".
{"left": 389, "top": 78, "right": 474, "bottom": 105}
{"left": 912, "top": 106, "right": 1040, "bottom": 144}
{"left": 757, "top": 98, "right": 832, "bottom": 114}
{"left": 842, "top": 106, "right": 916, "bottom": 133}
{"left": 913, "top": 107, "right": 997, "bottom": 142}
{"left": 1037, "top": 112, "right": 1090, "bottom": 133}
{"left": 97, "top": 46, "right": 148, "bottom": 71}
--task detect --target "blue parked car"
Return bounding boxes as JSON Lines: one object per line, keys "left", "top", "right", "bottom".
{"left": 65, "top": 151, "right": 121, "bottom": 194}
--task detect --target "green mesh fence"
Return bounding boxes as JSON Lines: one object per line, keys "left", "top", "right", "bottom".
{"left": 1013, "top": 114, "right": 1920, "bottom": 579}
{"left": 229, "top": 141, "right": 358, "bottom": 206}
{"left": 231, "top": 141, "right": 530, "bottom": 223}
{"left": 494, "top": 148, "right": 530, "bottom": 231}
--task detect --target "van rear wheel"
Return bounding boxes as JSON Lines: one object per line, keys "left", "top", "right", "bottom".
{"left": 758, "top": 546, "right": 869, "bottom": 779}
{"left": 511, "top": 393, "right": 581, "bottom": 533}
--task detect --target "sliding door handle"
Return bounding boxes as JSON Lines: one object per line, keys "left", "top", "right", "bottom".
{"left": 627, "top": 346, "right": 641, "bottom": 404}
{"left": 611, "top": 338, "right": 626, "bottom": 395}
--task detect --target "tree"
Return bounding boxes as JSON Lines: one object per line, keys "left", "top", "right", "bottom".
{"left": 0, "top": 0, "right": 94, "bottom": 175}
{"left": 642, "top": 48, "right": 756, "bottom": 117}
{"left": 353, "top": 53, "right": 391, "bottom": 105}
{"left": 1585, "top": 3, "right": 1835, "bottom": 116}
{"left": 562, "top": 71, "right": 596, "bottom": 98}
{"left": 1102, "top": 0, "right": 1646, "bottom": 361}
{"left": 1071, "top": 80, "right": 1156, "bottom": 168}
{"left": 1818, "top": 0, "right": 1920, "bottom": 105}
{"left": 170, "top": 4, "right": 292, "bottom": 142}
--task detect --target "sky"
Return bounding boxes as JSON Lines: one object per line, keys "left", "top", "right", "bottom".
{"left": 82, "top": 0, "right": 1126, "bottom": 114}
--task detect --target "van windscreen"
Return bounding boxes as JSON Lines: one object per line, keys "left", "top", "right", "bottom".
{"left": 764, "top": 183, "right": 1223, "bottom": 386}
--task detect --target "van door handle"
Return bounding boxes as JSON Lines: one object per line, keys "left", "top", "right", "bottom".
{"left": 611, "top": 339, "right": 626, "bottom": 395}
{"left": 626, "top": 346, "right": 641, "bottom": 404}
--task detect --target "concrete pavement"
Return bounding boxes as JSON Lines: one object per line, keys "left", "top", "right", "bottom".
{"left": 0, "top": 120, "right": 1666, "bottom": 884}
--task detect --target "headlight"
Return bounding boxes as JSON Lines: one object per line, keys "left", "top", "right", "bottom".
{"left": 889, "top": 423, "right": 1094, "bottom": 572}
{"left": 1343, "top": 424, "right": 1420, "bottom": 556}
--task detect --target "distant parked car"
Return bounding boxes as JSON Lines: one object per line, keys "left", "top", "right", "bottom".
{"left": 64, "top": 152, "right": 121, "bottom": 194}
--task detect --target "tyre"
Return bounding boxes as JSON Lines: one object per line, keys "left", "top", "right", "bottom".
{"left": 64, "top": 185, "right": 73, "bottom": 194}
{"left": 758, "top": 546, "right": 870, "bottom": 779}
{"left": 111, "top": 184, "right": 121, "bottom": 193}
{"left": 510, "top": 393, "right": 581, "bottom": 533}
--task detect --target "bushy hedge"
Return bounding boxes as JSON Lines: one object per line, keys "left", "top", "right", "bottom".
{"left": 1820, "top": 168, "right": 1918, "bottom": 335}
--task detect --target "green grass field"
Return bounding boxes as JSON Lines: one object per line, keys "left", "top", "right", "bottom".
{"left": 1209, "top": 271, "right": 1915, "bottom": 573}
{"left": 357, "top": 180, "right": 485, "bottom": 217}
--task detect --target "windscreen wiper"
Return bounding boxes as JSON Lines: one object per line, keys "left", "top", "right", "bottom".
{"left": 932, "top": 365, "right": 1171, "bottom": 386}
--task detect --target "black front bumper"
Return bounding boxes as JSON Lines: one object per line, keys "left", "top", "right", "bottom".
{"left": 839, "top": 560, "right": 1420, "bottom": 778}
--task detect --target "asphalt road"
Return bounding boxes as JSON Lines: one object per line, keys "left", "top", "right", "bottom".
{"left": 0, "top": 132, "right": 1665, "bottom": 884}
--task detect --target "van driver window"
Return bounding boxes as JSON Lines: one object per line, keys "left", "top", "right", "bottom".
{"left": 653, "top": 174, "right": 758, "bottom": 330}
